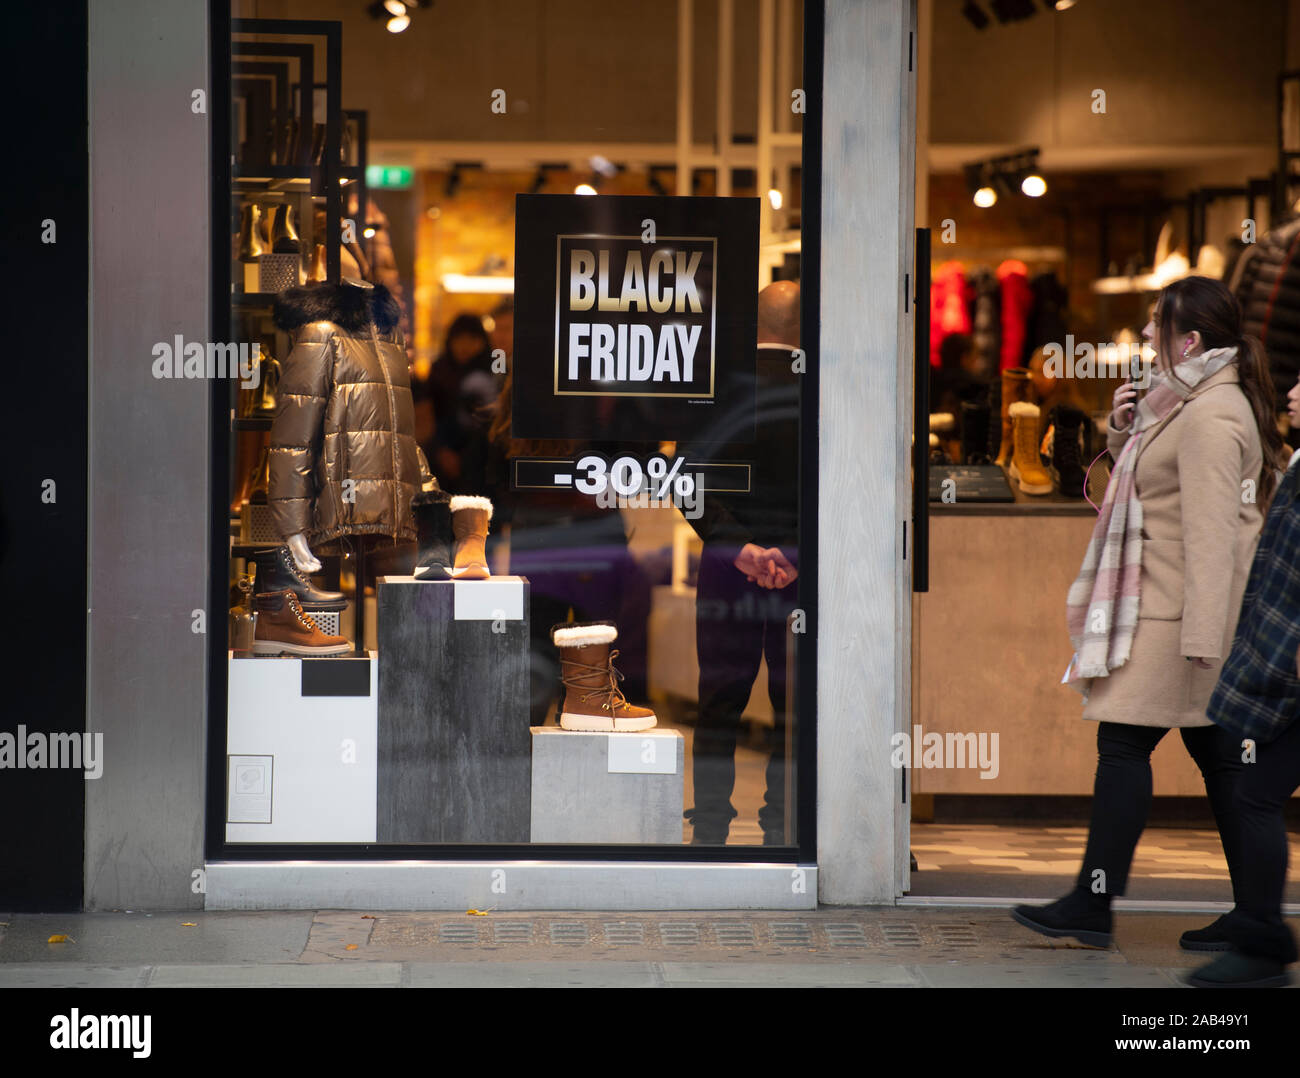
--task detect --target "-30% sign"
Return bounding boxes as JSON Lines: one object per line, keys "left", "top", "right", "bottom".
{"left": 572, "top": 454, "right": 697, "bottom": 500}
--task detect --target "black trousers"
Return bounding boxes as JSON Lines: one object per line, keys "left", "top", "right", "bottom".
{"left": 687, "top": 546, "right": 797, "bottom": 839}
{"left": 1221, "top": 715, "right": 1300, "bottom": 963}
{"left": 1076, "top": 721, "right": 1244, "bottom": 900}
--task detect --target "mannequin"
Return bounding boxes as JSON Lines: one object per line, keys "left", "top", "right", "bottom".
{"left": 270, "top": 277, "right": 433, "bottom": 575}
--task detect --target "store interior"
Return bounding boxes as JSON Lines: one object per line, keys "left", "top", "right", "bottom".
{"left": 913, "top": 0, "right": 1300, "bottom": 900}
{"left": 221, "top": 0, "right": 807, "bottom": 850}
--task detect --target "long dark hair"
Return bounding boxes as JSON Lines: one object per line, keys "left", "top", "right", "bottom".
{"left": 1154, "top": 276, "right": 1287, "bottom": 506}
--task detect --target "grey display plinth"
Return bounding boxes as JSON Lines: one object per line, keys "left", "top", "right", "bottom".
{"left": 377, "top": 576, "right": 530, "bottom": 842}
{"left": 530, "top": 728, "right": 685, "bottom": 844}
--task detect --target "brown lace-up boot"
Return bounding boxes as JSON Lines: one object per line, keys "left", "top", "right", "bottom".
{"left": 252, "top": 588, "right": 350, "bottom": 656}
{"left": 552, "top": 622, "right": 657, "bottom": 732}
{"left": 449, "top": 496, "right": 492, "bottom": 580}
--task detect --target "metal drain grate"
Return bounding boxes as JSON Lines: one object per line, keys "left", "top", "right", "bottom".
{"left": 438, "top": 922, "right": 480, "bottom": 944}
{"left": 549, "top": 921, "right": 590, "bottom": 945}
{"left": 602, "top": 922, "right": 645, "bottom": 946}
{"left": 491, "top": 922, "right": 533, "bottom": 944}
{"left": 658, "top": 922, "right": 701, "bottom": 947}
{"left": 714, "top": 921, "right": 757, "bottom": 946}
{"left": 935, "top": 924, "right": 980, "bottom": 947}
{"left": 824, "top": 923, "right": 868, "bottom": 947}
{"left": 769, "top": 921, "right": 814, "bottom": 946}
{"left": 881, "top": 923, "right": 923, "bottom": 947}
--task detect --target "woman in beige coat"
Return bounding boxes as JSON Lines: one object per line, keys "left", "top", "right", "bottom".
{"left": 1014, "top": 276, "right": 1287, "bottom": 949}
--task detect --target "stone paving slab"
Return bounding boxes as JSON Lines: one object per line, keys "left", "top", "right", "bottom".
{"left": 0, "top": 911, "right": 314, "bottom": 964}
{"left": 0, "top": 963, "right": 149, "bottom": 988}
{"left": 146, "top": 963, "right": 404, "bottom": 988}
{"left": 403, "top": 962, "right": 665, "bottom": 988}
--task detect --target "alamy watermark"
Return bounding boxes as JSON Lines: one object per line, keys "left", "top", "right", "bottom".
{"left": 1041, "top": 335, "right": 1152, "bottom": 385}
{"left": 890, "top": 724, "right": 999, "bottom": 780}
{"left": 0, "top": 725, "right": 103, "bottom": 779}
{"left": 152, "top": 336, "right": 261, "bottom": 389}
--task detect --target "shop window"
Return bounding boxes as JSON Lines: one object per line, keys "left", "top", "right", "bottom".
{"left": 211, "top": 1, "right": 816, "bottom": 857}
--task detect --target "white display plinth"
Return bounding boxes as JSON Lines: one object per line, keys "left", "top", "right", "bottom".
{"left": 226, "top": 653, "right": 377, "bottom": 842}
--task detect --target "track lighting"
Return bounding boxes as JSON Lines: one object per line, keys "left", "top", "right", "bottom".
{"left": 966, "top": 148, "right": 1044, "bottom": 206}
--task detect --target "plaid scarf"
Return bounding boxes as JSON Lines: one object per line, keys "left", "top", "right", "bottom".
{"left": 1064, "top": 346, "right": 1238, "bottom": 699}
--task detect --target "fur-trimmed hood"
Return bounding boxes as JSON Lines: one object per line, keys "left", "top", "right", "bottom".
{"left": 273, "top": 281, "right": 402, "bottom": 334}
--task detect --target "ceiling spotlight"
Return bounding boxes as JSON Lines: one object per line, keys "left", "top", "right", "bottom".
{"left": 1021, "top": 172, "right": 1047, "bottom": 197}
{"left": 574, "top": 183, "right": 597, "bottom": 196}
{"left": 961, "top": 1, "right": 990, "bottom": 29}
{"left": 767, "top": 187, "right": 783, "bottom": 210}
{"left": 386, "top": 13, "right": 409, "bottom": 31}
{"left": 1054, "top": 0, "right": 1076, "bottom": 9}
{"left": 973, "top": 185, "right": 997, "bottom": 208}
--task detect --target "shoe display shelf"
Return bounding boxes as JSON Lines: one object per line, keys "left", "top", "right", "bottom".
{"left": 529, "top": 728, "right": 685, "bottom": 843}
{"left": 225, "top": 649, "right": 377, "bottom": 842}
{"left": 375, "top": 576, "right": 532, "bottom": 843}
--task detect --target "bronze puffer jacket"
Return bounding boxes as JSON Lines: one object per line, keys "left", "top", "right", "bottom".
{"left": 269, "top": 282, "right": 432, "bottom": 548}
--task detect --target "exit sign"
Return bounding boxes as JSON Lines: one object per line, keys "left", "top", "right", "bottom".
{"left": 366, "top": 165, "right": 413, "bottom": 189}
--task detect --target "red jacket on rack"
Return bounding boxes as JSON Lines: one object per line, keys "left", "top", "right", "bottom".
{"left": 930, "top": 260, "right": 972, "bottom": 367}
{"left": 997, "top": 259, "right": 1033, "bottom": 370}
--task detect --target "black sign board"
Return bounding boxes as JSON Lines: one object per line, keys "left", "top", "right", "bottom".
{"left": 512, "top": 193, "right": 759, "bottom": 441}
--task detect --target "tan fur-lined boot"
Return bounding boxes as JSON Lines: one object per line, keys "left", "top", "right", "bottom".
{"left": 995, "top": 366, "right": 1033, "bottom": 466}
{"left": 449, "top": 496, "right": 492, "bottom": 579}
{"left": 1008, "top": 401, "right": 1052, "bottom": 495}
{"left": 552, "top": 622, "right": 657, "bottom": 732}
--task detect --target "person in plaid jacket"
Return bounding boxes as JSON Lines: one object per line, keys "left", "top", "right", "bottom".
{"left": 1190, "top": 374, "right": 1300, "bottom": 988}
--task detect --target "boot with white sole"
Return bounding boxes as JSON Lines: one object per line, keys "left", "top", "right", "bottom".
{"left": 552, "top": 622, "right": 657, "bottom": 732}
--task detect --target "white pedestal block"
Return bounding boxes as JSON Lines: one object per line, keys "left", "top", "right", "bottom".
{"left": 226, "top": 654, "right": 377, "bottom": 842}
{"left": 529, "top": 728, "right": 685, "bottom": 844}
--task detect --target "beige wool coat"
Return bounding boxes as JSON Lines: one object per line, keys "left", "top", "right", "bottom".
{"left": 1082, "top": 364, "right": 1264, "bottom": 727}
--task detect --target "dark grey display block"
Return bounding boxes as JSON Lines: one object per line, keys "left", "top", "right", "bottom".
{"left": 377, "top": 576, "right": 530, "bottom": 842}
{"left": 530, "top": 728, "right": 685, "bottom": 844}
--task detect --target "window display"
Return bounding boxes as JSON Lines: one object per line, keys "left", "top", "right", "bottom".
{"left": 217, "top": 6, "right": 811, "bottom": 853}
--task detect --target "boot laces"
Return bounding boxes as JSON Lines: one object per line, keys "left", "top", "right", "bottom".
{"left": 285, "top": 592, "right": 319, "bottom": 632}
{"left": 281, "top": 546, "right": 312, "bottom": 586}
{"left": 561, "top": 648, "right": 631, "bottom": 712}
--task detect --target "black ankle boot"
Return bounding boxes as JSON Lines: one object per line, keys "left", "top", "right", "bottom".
{"left": 412, "top": 490, "right": 454, "bottom": 580}
{"left": 960, "top": 400, "right": 992, "bottom": 464}
{"left": 1049, "top": 405, "right": 1088, "bottom": 497}
{"left": 1180, "top": 914, "right": 1232, "bottom": 952}
{"left": 253, "top": 545, "right": 346, "bottom": 611}
{"left": 1012, "top": 887, "right": 1114, "bottom": 948}
{"left": 1187, "top": 950, "right": 1291, "bottom": 988}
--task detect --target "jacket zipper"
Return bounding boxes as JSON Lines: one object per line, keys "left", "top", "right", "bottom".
{"left": 369, "top": 321, "right": 401, "bottom": 533}
{"left": 324, "top": 329, "right": 349, "bottom": 531}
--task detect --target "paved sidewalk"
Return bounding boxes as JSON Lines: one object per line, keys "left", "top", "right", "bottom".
{"left": 1, "top": 906, "right": 1296, "bottom": 987}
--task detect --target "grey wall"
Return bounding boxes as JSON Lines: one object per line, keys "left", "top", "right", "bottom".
{"left": 87, "top": 0, "right": 209, "bottom": 910}
{"left": 237, "top": 0, "right": 800, "bottom": 145}
{"left": 930, "top": 0, "right": 1287, "bottom": 150}
{"left": 818, "top": 0, "right": 914, "bottom": 904}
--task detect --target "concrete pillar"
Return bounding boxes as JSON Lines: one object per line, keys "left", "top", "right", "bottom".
{"left": 817, "top": 0, "right": 916, "bottom": 904}
{"left": 86, "top": 0, "right": 209, "bottom": 909}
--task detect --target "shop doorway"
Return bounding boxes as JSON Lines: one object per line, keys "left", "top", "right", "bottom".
{"left": 907, "top": 0, "right": 1300, "bottom": 908}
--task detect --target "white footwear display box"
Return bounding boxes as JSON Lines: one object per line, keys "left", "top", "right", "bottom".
{"left": 226, "top": 653, "right": 377, "bottom": 842}
{"left": 529, "top": 728, "right": 684, "bottom": 844}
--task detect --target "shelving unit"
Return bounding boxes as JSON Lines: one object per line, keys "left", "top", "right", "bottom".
{"left": 219, "top": 18, "right": 370, "bottom": 653}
